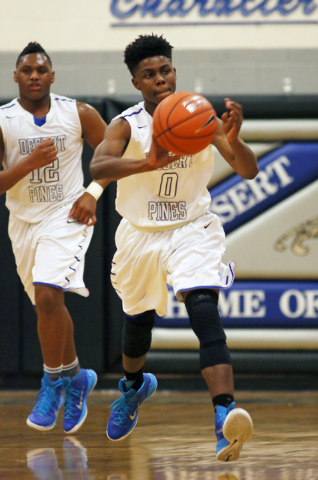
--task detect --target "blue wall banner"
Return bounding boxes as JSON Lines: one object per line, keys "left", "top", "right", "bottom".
{"left": 155, "top": 283, "right": 318, "bottom": 329}
{"left": 210, "top": 143, "right": 318, "bottom": 234}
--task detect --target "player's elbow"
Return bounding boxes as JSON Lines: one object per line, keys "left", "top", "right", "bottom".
{"left": 89, "top": 158, "right": 105, "bottom": 180}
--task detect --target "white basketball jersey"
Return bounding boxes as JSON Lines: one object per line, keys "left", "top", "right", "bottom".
{"left": 0, "top": 93, "right": 85, "bottom": 223}
{"left": 115, "top": 101, "right": 214, "bottom": 231}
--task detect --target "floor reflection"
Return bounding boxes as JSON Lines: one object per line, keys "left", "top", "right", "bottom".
{"left": 2, "top": 391, "right": 316, "bottom": 480}
{"left": 27, "top": 437, "right": 92, "bottom": 480}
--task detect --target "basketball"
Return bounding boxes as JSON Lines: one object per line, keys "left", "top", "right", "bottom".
{"left": 153, "top": 92, "right": 217, "bottom": 156}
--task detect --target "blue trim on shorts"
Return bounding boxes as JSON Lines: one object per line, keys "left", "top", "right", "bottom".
{"left": 177, "top": 279, "right": 235, "bottom": 296}
{"left": 33, "top": 282, "right": 71, "bottom": 291}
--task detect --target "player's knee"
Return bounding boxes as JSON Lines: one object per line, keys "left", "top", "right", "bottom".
{"left": 122, "top": 310, "right": 155, "bottom": 358}
{"left": 34, "top": 284, "right": 63, "bottom": 313}
{"left": 184, "top": 289, "right": 226, "bottom": 345}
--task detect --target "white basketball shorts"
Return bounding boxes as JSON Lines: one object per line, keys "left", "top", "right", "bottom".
{"left": 111, "top": 211, "right": 235, "bottom": 317}
{"left": 8, "top": 203, "right": 94, "bottom": 305}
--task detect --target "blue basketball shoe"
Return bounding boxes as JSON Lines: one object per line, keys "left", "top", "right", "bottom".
{"left": 63, "top": 369, "right": 97, "bottom": 434}
{"left": 107, "top": 373, "right": 158, "bottom": 441}
{"left": 215, "top": 402, "right": 253, "bottom": 462}
{"left": 27, "top": 374, "right": 63, "bottom": 431}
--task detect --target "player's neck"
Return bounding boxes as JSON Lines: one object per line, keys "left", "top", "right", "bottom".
{"left": 18, "top": 93, "right": 51, "bottom": 118}
{"left": 144, "top": 99, "right": 157, "bottom": 117}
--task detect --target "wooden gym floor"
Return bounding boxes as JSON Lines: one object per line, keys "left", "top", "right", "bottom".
{"left": 0, "top": 389, "right": 318, "bottom": 480}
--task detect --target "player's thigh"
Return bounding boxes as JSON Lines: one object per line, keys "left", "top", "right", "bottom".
{"left": 33, "top": 220, "right": 93, "bottom": 288}
{"left": 112, "top": 219, "right": 168, "bottom": 316}
{"left": 8, "top": 215, "right": 36, "bottom": 301}
{"left": 167, "top": 212, "right": 228, "bottom": 299}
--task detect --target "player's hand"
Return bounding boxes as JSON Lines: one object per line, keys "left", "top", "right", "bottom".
{"left": 221, "top": 98, "right": 243, "bottom": 144}
{"left": 147, "top": 137, "right": 180, "bottom": 170}
{"left": 68, "top": 192, "right": 97, "bottom": 226}
{"left": 28, "top": 138, "right": 58, "bottom": 169}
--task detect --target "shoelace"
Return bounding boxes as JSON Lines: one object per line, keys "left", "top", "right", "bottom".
{"left": 110, "top": 396, "right": 136, "bottom": 426}
{"left": 33, "top": 387, "right": 58, "bottom": 416}
{"left": 64, "top": 384, "right": 81, "bottom": 418}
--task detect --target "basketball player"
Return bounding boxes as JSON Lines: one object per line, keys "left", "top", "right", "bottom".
{"left": 0, "top": 42, "right": 109, "bottom": 433}
{"left": 90, "top": 34, "right": 258, "bottom": 461}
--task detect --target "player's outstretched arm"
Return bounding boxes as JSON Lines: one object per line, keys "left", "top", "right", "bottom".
{"left": 90, "top": 118, "right": 177, "bottom": 181}
{"left": 0, "top": 130, "right": 57, "bottom": 195}
{"left": 212, "top": 98, "right": 259, "bottom": 180}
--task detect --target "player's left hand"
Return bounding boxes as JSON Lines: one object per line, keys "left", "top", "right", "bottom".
{"left": 221, "top": 98, "right": 243, "bottom": 144}
{"left": 68, "top": 192, "right": 97, "bottom": 226}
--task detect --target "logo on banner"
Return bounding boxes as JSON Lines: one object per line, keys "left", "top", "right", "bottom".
{"left": 275, "top": 215, "right": 318, "bottom": 256}
{"left": 110, "top": 0, "right": 318, "bottom": 25}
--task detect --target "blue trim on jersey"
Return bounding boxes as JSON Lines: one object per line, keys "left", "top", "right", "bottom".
{"left": 0, "top": 103, "right": 15, "bottom": 110}
{"left": 123, "top": 108, "right": 143, "bottom": 118}
{"left": 33, "top": 115, "right": 46, "bottom": 127}
{"left": 54, "top": 97, "right": 76, "bottom": 102}
{"left": 69, "top": 267, "right": 76, "bottom": 271}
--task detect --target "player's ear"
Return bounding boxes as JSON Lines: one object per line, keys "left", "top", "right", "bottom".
{"left": 51, "top": 71, "right": 55, "bottom": 84}
{"left": 132, "top": 77, "right": 141, "bottom": 91}
{"left": 13, "top": 71, "right": 18, "bottom": 83}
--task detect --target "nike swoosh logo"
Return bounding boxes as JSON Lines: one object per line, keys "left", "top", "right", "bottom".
{"left": 6, "top": 116, "right": 16, "bottom": 119}
{"left": 76, "top": 387, "right": 85, "bottom": 409}
{"left": 67, "top": 220, "right": 77, "bottom": 224}
{"left": 137, "top": 125, "right": 147, "bottom": 129}
{"left": 130, "top": 403, "right": 139, "bottom": 420}
{"left": 130, "top": 410, "right": 137, "bottom": 420}
{"left": 204, "top": 222, "right": 212, "bottom": 229}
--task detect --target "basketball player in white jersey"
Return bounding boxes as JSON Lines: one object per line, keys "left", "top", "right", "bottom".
{"left": 90, "top": 34, "right": 258, "bottom": 461}
{"left": 0, "top": 42, "right": 109, "bottom": 433}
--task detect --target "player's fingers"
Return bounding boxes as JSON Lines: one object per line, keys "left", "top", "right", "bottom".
{"left": 71, "top": 206, "right": 82, "bottom": 220}
{"left": 68, "top": 204, "right": 77, "bottom": 217}
{"left": 87, "top": 215, "right": 97, "bottom": 227}
{"left": 221, "top": 112, "right": 229, "bottom": 123}
{"left": 78, "top": 210, "right": 90, "bottom": 223}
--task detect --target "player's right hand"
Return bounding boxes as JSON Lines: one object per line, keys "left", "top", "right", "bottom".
{"left": 147, "top": 137, "right": 179, "bottom": 170}
{"left": 28, "top": 138, "right": 58, "bottom": 169}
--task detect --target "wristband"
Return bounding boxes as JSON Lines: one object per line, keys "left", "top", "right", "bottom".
{"left": 85, "top": 181, "right": 104, "bottom": 201}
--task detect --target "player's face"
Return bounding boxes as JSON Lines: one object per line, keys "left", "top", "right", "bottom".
{"left": 132, "top": 56, "right": 176, "bottom": 109}
{"left": 14, "top": 54, "right": 55, "bottom": 102}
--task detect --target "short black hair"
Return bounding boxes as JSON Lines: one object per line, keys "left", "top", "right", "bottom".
{"left": 16, "top": 42, "right": 52, "bottom": 68}
{"left": 124, "top": 34, "right": 173, "bottom": 76}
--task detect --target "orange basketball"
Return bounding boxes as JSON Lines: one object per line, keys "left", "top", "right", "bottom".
{"left": 153, "top": 92, "right": 217, "bottom": 156}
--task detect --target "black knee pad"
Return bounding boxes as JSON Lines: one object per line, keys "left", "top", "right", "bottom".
{"left": 185, "top": 289, "right": 231, "bottom": 370}
{"left": 199, "top": 340, "right": 231, "bottom": 370}
{"left": 122, "top": 310, "right": 155, "bottom": 358}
